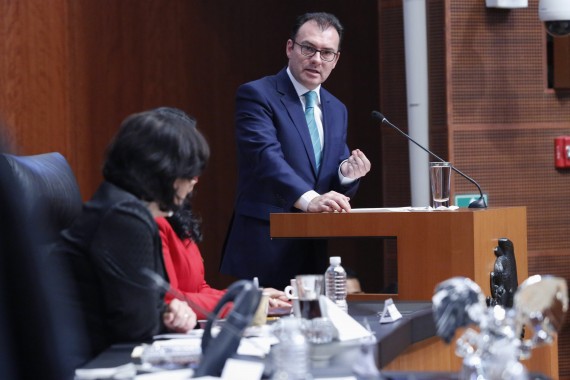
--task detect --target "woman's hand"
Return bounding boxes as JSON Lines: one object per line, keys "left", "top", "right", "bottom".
{"left": 264, "top": 287, "right": 292, "bottom": 309}
{"left": 163, "top": 298, "right": 197, "bottom": 333}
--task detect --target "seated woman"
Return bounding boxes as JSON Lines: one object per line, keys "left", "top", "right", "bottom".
{"left": 49, "top": 107, "right": 204, "bottom": 368}
{"left": 158, "top": 199, "right": 291, "bottom": 321}
{"left": 157, "top": 199, "right": 227, "bottom": 320}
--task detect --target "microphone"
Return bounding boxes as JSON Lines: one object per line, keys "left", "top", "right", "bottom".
{"left": 371, "top": 111, "right": 487, "bottom": 208}
{"left": 142, "top": 268, "right": 266, "bottom": 377}
{"left": 141, "top": 268, "right": 255, "bottom": 341}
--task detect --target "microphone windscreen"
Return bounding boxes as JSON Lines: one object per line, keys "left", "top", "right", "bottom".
{"left": 371, "top": 111, "right": 386, "bottom": 122}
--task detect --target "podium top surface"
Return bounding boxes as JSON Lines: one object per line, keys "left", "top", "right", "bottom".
{"left": 270, "top": 206, "right": 526, "bottom": 238}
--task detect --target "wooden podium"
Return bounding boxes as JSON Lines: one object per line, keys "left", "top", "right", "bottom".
{"left": 270, "top": 207, "right": 528, "bottom": 300}
{"left": 270, "top": 207, "right": 559, "bottom": 378}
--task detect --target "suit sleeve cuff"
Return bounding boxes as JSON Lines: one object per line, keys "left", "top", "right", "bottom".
{"left": 295, "top": 190, "right": 320, "bottom": 212}
{"left": 339, "top": 160, "right": 357, "bottom": 186}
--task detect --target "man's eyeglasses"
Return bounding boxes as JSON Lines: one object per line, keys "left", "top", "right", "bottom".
{"left": 293, "top": 41, "right": 338, "bottom": 62}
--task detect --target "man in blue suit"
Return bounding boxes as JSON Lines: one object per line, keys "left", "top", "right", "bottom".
{"left": 221, "top": 12, "right": 371, "bottom": 289}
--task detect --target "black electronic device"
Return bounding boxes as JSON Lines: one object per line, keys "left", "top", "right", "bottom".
{"left": 193, "top": 280, "right": 262, "bottom": 377}
{"left": 141, "top": 269, "right": 262, "bottom": 377}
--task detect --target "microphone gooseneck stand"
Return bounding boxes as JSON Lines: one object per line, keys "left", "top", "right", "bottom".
{"left": 371, "top": 111, "right": 487, "bottom": 208}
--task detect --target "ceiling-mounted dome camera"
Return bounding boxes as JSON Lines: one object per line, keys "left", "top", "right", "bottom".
{"left": 539, "top": 0, "right": 570, "bottom": 37}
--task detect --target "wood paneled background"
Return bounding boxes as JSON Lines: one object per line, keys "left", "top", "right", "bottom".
{"left": 0, "top": 0, "right": 382, "bottom": 288}
{"left": 379, "top": 0, "right": 570, "bottom": 377}
{"left": 2, "top": 0, "right": 570, "bottom": 377}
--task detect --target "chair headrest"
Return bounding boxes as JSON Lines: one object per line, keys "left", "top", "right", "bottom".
{"left": 0, "top": 152, "right": 82, "bottom": 244}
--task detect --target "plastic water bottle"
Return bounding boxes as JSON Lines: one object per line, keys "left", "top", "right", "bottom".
{"left": 271, "top": 317, "right": 310, "bottom": 379}
{"left": 325, "top": 256, "right": 348, "bottom": 312}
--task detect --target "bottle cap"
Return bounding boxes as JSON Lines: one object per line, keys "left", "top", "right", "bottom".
{"left": 329, "top": 256, "right": 341, "bottom": 265}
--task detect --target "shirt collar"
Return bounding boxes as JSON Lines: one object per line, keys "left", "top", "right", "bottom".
{"left": 286, "top": 67, "right": 321, "bottom": 105}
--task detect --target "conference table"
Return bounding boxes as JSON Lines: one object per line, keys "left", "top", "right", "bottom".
{"left": 79, "top": 301, "right": 451, "bottom": 379}
{"left": 80, "top": 300, "right": 552, "bottom": 379}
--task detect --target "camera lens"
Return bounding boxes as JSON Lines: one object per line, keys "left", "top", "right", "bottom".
{"left": 545, "top": 20, "right": 570, "bottom": 37}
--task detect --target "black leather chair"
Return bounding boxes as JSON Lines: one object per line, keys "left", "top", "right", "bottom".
{"left": 0, "top": 151, "right": 85, "bottom": 379}
{"left": 0, "top": 152, "right": 82, "bottom": 252}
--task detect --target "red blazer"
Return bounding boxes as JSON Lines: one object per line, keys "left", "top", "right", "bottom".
{"left": 156, "top": 217, "right": 229, "bottom": 320}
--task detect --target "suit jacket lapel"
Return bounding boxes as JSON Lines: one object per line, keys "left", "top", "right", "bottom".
{"left": 276, "top": 69, "right": 319, "bottom": 175}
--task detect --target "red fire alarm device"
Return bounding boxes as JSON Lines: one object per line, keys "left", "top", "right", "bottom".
{"left": 555, "top": 136, "right": 570, "bottom": 169}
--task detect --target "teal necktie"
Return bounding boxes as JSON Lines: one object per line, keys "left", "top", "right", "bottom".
{"left": 304, "top": 91, "right": 322, "bottom": 171}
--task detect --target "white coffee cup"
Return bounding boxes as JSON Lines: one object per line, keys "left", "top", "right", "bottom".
{"left": 284, "top": 278, "right": 298, "bottom": 300}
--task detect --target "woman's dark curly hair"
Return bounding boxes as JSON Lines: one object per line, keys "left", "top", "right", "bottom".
{"left": 167, "top": 196, "right": 203, "bottom": 243}
{"left": 103, "top": 107, "right": 209, "bottom": 213}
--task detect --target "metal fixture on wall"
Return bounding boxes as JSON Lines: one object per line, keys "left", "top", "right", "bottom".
{"left": 485, "top": 0, "right": 528, "bottom": 9}
{"left": 403, "top": 0, "right": 430, "bottom": 207}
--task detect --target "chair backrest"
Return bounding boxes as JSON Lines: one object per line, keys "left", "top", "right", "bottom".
{"left": 0, "top": 152, "right": 82, "bottom": 248}
{"left": 0, "top": 150, "right": 86, "bottom": 379}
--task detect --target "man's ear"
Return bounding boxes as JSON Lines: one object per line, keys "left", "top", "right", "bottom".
{"left": 331, "top": 51, "right": 340, "bottom": 69}
{"left": 286, "top": 39, "right": 293, "bottom": 59}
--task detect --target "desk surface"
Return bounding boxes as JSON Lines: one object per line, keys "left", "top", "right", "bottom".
{"left": 81, "top": 301, "right": 434, "bottom": 376}
{"left": 344, "top": 300, "right": 434, "bottom": 368}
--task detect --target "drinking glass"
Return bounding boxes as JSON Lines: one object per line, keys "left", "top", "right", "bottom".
{"left": 294, "top": 274, "right": 324, "bottom": 320}
{"left": 430, "top": 162, "right": 451, "bottom": 208}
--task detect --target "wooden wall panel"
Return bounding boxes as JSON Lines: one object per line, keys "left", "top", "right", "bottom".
{"left": 448, "top": 0, "right": 570, "bottom": 377}
{"left": 554, "top": 37, "right": 570, "bottom": 88}
{"left": 67, "top": 0, "right": 205, "bottom": 198}
{"left": 0, "top": 0, "right": 73, "bottom": 155}
{"left": 448, "top": 1, "right": 570, "bottom": 126}
{"left": 453, "top": 128, "right": 570, "bottom": 252}
{"left": 379, "top": 3, "right": 409, "bottom": 207}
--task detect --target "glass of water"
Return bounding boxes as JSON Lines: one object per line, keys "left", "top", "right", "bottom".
{"left": 429, "top": 162, "right": 452, "bottom": 208}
